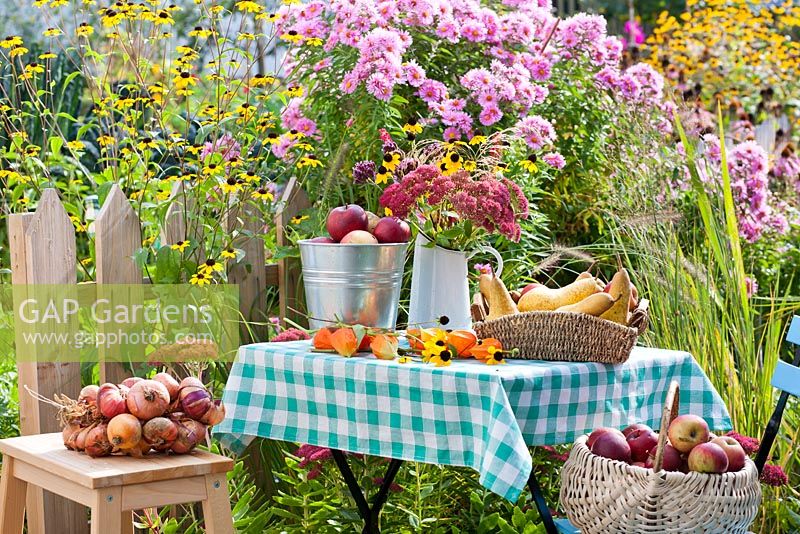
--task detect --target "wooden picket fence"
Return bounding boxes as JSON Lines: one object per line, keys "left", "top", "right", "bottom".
{"left": 6, "top": 180, "right": 308, "bottom": 533}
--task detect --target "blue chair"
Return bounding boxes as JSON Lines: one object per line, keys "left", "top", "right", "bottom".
{"left": 754, "top": 315, "right": 800, "bottom": 472}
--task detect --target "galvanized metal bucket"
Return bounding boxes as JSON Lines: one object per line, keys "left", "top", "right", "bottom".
{"left": 299, "top": 240, "right": 408, "bottom": 329}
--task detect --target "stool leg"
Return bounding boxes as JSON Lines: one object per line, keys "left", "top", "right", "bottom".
{"left": 202, "top": 474, "right": 234, "bottom": 534}
{"left": 91, "top": 488, "right": 122, "bottom": 534}
{"left": 121, "top": 510, "right": 134, "bottom": 534}
{"left": 0, "top": 458, "right": 27, "bottom": 534}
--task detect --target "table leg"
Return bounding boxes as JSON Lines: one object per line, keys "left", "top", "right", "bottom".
{"left": 528, "top": 469, "right": 558, "bottom": 534}
{"left": 330, "top": 450, "right": 404, "bottom": 534}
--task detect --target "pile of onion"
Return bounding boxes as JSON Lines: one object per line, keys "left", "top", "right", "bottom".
{"left": 54, "top": 372, "right": 224, "bottom": 459}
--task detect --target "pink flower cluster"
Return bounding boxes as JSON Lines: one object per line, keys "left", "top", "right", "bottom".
{"left": 379, "top": 164, "right": 529, "bottom": 241}
{"left": 271, "top": 328, "right": 311, "bottom": 342}
{"left": 277, "top": 0, "right": 665, "bottom": 143}
{"left": 669, "top": 135, "right": 790, "bottom": 243}
{"left": 726, "top": 141, "right": 789, "bottom": 242}
{"left": 201, "top": 133, "right": 241, "bottom": 162}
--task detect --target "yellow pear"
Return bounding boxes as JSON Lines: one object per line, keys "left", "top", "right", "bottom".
{"left": 518, "top": 277, "right": 602, "bottom": 312}
{"left": 479, "top": 274, "right": 518, "bottom": 321}
{"left": 556, "top": 292, "right": 616, "bottom": 316}
{"left": 600, "top": 269, "right": 632, "bottom": 325}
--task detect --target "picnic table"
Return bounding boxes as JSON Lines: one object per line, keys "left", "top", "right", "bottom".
{"left": 216, "top": 339, "right": 731, "bottom": 534}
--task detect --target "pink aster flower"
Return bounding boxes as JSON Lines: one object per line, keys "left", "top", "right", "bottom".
{"left": 515, "top": 115, "right": 556, "bottom": 151}
{"left": 201, "top": 133, "right": 241, "bottom": 162}
{"left": 543, "top": 152, "right": 566, "bottom": 169}
{"left": 271, "top": 328, "right": 310, "bottom": 342}
{"left": 403, "top": 60, "right": 426, "bottom": 87}
{"left": 479, "top": 105, "right": 503, "bottom": 126}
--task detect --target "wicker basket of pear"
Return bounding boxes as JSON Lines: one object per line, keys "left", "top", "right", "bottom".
{"left": 472, "top": 270, "right": 648, "bottom": 364}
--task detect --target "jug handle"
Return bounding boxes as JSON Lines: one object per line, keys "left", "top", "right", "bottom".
{"left": 468, "top": 245, "right": 503, "bottom": 278}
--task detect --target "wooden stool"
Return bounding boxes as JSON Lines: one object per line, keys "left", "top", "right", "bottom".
{"left": 0, "top": 433, "right": 235, "bottom": 534}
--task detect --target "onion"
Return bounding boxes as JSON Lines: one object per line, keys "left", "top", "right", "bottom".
{"left": 85, "top": 424, "right": 112, "bottom": 458}
{"left": 200, "top": 400, "right": 226, "bottom": 426}
{"left": 63, "top": 422, "right": 81, "bottom": 450}
{"left": 180, "top": 376, "right": 205, "bottom": 389}
{"left": 98, "top": 383, "right": 128, "bottom": 419}
{"left": 120, "top": 377, "right": 143, "bottom": 388}
{"left": 153, "top": 372, "right": 180, "bottom": 402}
{"left": 180, "top": 384, "right": 213, "bottom": 421}
{"left": 66, "top": 427, "right": 82, "bottom": 450}
{"left": 126, "top": 380, "right": 170, "bottom": 420}
{"left": 126, "top": 438, "right": 152, "bottom": 458}
{"left": 143, "top": 417, "right": 178, "bottom": 451}
{"left": 171, "top": 419, "right": 206, "bottom": 454}
{"left": 75, "top": 424, "right": 95, "bottom": 452}
{"left": 79, "top": 385, "right": 99, "bottom": 406}
{"left": 107, "top": 413, "right": 142, "bottom": 451}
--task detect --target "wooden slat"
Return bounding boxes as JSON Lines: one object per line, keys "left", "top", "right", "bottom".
{"left": 201, "top": 473, "right": 235, "bottom": 534}
{"left": 95, "top": 184, "right": 143, "bottom": 383}
{"left": 0, "top": 434, "right": 234, "bottom": 489}
{"left": 275, "top": 177, "right": 310, "bottom": 328}
{"left": 120, "top": 476, "right": 207, "bottom": 510}
{"left": 227, "top": 201, "right": 268, "bottom": 343}
{"left": 12, "top": 189, "right": 86, "bottom": 534}
{"left": 13, "top": 461, "right": 94, "bottom": 507}
{"left": 0, "top": 458, "right": 27, "bottom": 534}
{"left": 265, "top": 263, "right": 279, "bottom": 286}
{"left": 95, "top": 184, "right": 141, "bottom": 285}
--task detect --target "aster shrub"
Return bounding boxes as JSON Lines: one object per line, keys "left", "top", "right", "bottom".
{"left": 273, "top": 0, "right": 668, "bottom": 240}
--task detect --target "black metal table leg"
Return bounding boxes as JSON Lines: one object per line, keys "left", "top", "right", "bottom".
{"left": 330, "top": 450, "right": 404, "bottom": 534}
{"left": 528, "top": 468, "right": 558, "bottom": 534}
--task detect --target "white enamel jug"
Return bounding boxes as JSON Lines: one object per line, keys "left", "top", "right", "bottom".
{"left": 407, "top": 234, "right": 502, "bottom": 330}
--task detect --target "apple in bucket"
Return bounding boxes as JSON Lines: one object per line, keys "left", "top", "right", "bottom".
{"left": 625, "top": 425, "right": 659, "bottom": 463}
{"left": 326, "top": 204, "right": 369, "bottom": 242}
{"left": 341, "top": 230, "right": 378, "bottom": 244}
{"left": 373, "top": 217, "right": 411, "bottom": 244}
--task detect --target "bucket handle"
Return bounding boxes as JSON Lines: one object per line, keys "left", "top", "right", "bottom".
{"left": 467, "top": 245, "right": 504, "bottom": 278}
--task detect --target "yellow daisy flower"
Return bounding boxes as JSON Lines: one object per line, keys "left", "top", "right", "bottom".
{"left": 402, "top": 119, "right": 423, "bottom": 135}
{"left": 0, "top": 36, "right": 22, "bottom": 48}
{"left": 283, "top": 85, "right": 304, "bottom": 98}
{"left": 76, "top": 23, "right": 94, "bottom": 37}
{"left": 220, "top": 177, "right": 242, "bottom": 194}
{"left": 519, "top": 155, "right": 538, "bottom": 173}
{"left": 382, "top": 152, "right": 401, "bottom": 172}
{"left": 469, "top": 135, "right": 487, "bottom": 145}
{"left": 253, "top": 188, "right": 274, "bottom": 201}
{"left": 375, "top": 166, "right": 391, "bottom": 184}
{"left": 281, "top": 30, "right": 304, "bottom": 44}
{"left": 297, "top": 154, "right": 323, "bottom": 169}
{"left": 199, "top": 259, "right": 224, "bottom": 275}
{"left": 171, "top": 240, "right": 190, "bottom": 252}
{"left": 291, "top": 215, "right": 309, "bottom": 224}
{"left": 43, "top": 28, "right": 62, "bottom": 37}
{"left": 190, "top": 272, "right": 211, "bottom": 286}
{"left": 221, "top": 248, "right": 237, "bottom": 259}
{"left": 484, "top": 346, "right": 506, "bottom": 365}
{"left": 463, "top": 160, "right": 477, "bottom": 172}
{"left": 67, "top": 140, "right": 85, "bottom": 151}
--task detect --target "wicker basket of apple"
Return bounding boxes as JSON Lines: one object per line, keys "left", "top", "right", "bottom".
{"left": 31, "top": 374, "right": 225, "bottom": 458}
{"left": 473, "top": 268, "right": 648, "bottom": 363}
{"left": 559, "top": 381, "right": 761, "bottom": 533}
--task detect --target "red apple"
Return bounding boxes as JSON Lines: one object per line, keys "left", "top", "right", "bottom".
{"left": 373, "top": 217, "right": 411, "bottom": 244}
{"left": 604, "top": 280, "right": 639, "bottom": 311}
{"left": 626, "top": 427, "right": 659, "bottom": 462}
{"left": 309, "top": 236, "right": 335, "bottom": 243}
{"left": 644, "top": 443, "right": 683, "bottom": 472}
{"left": 622, "top": 423, "right": 653, "bottom": 438}
{"left": 710, "top": 436, "right": 746, "bottom": 472}
{"left": 687, "top": 442, "right": 729, "bottom": 473}
{"left": 668, "top": 414, "right": 710, "bottom": 454}
{"left": 591, "top": 431, "right": 632, "bottom": 463}
{"left": 587, "top": 427, "right": 618, "bottom": 449}
{"left": 632, "top": 461, "right": 647, "bottom": 468}
{"left": 520, "top": 283, "right": 542, "bottom": 296}
{"left": 340, "top": 230, "right": 378, "bottom": 244}
{"left": 326, "top": 205, "right": 368, "bottom": 242}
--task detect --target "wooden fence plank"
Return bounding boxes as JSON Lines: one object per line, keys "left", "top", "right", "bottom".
{"left": 95, "top": 185, "right": 143, "bottom": 383}
{"left": 227, "top": 201, "right": 268, "bottom": 344}
{"left": 15, "top": 188, "right": 87, "bottom": 534}
{"left": 275, "top": 177, "right": 310, "bottom": 328}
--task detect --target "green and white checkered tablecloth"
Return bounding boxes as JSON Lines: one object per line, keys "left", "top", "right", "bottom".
{"left": 216, "top": 341, "right": 731, "bottom": 501}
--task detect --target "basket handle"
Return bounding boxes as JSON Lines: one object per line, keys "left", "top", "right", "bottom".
{"left": 652, "top": 380, "right": 680, "bottom": 472}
